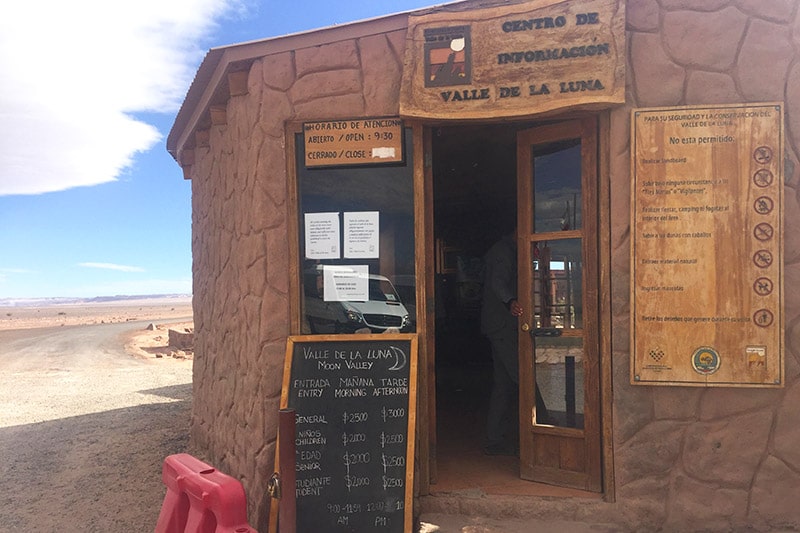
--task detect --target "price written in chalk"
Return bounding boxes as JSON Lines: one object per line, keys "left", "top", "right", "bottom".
{"left": 381, "top": 453, "right": 405, "bottom": 473}
{"left": 380, "top": 432, "right": 404, "bottom": 447}
{"left": 382, "top": 476, "right": 403, "bottom": 490}
{"left": 343, "top": 452, "right": 371, "bottom": 467}
{"left": 342, "top": 432, "right": 366, "bottom": 445}
{"left": 381, "top": 406, "right": 405, "bottom": 422}
{"left": 344, "top": 475, "right": 370, "bottom": 491}
{"left": 342, "top": 411, "right": 368, "bottom": 424}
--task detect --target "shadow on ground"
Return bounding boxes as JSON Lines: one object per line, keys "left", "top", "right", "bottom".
{"left": 140, "top": 383, "right": 193, "bottom": 401}
{"left": 0, "top": 398, "right": 191, "bottom": 532}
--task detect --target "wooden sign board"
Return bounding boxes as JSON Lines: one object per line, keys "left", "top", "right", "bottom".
{"left": 304, "top": 118, "right": 404, "bottom": 167}
{"left": 631, "top": 103, "right": 784, "bottom": 387}
{"left": 278, "top": 334, "right": 417, "bottom": 532}
{"left": 399, "top": 0, "right": 625, "bottom": 120}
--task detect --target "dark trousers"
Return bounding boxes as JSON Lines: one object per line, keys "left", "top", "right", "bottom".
{"left": 486, "top": 333, "right": 519, "bottom": 447}
{"left": 486, "top": 333, "right": 550, "bottom": 447}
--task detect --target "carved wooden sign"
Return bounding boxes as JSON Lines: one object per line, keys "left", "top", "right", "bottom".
{"left": 631, "top": 103, "right": 784, "bottom": 387}
{"left": 399, "top": 0, "right": 625, "bottom": 120}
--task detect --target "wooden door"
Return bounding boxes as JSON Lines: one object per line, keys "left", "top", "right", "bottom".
{"left": 516, "top": 118, "right": 602, "bottom": 491}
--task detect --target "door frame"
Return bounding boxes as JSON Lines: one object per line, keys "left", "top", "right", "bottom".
{"left": 416, "top": 114, "right": 614, "bottom": 499}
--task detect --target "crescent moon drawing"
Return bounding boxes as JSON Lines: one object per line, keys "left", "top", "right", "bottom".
{"left": 387, "top": 346, "right": 407, "bottom": 371}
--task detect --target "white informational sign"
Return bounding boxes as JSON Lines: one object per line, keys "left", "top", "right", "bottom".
{"left": 344, "top": 211, "right": 380, "bottom": 259}
{"left": 304, "top": 212, "right": 340, "bottom": 259}
{"left": 323, "top": 265, "right": 369, "bottom": 302}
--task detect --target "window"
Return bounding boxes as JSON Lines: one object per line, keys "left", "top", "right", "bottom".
{"left": 295, "top": 128, "right": 416, "bottom": 335}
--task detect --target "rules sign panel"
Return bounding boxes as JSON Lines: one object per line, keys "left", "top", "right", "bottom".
{"left": 631, "top": 103, "right": 783, "bottom": 387}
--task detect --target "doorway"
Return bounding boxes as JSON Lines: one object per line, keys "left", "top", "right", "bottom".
{"left": 429, "top": 118, "right": 603, "bottom": 494}
{"left": 431, "top": 124, "right": 518, "bottom": 492}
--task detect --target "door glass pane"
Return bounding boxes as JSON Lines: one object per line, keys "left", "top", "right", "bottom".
{"left": 532, "top": 140, "right": 582, "bottom": 233}
{"left": 534, "top": 336, "right": 584, "bottom": 429}
{"left": 531, "top": 238, "right": 583, "bottom": 330}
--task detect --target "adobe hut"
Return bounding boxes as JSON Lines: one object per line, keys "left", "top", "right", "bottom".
{"left": 168, "top": 0, "right": 800, "bottom": 530}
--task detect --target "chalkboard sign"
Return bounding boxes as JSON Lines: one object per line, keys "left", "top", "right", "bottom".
{"left": 279, "top": 334, "right": 417, "bottom": 533}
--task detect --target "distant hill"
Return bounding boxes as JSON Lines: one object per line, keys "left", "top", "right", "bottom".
{"left": 0, "top": 294, "right": 192, "bottom": 308}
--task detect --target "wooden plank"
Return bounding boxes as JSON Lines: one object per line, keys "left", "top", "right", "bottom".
{"left": 517, "top": 126, "right": 537, "bottom": 480}
{"left": 559, "top": 436, "right": 585, "bottom": 473}
{"left": 287, "top": 126, "right": 302, "bottom": 335}
{"left": 579, "top": 116, "right": 604, "bottom": 493}
{"left": 414, "top": 121, "right": 434, "bottom": 494}
{"left": 598, "top": 110, "right": 616, "bottom": 501}
{"left": 531, "top": 465, "right": 588, "bottom": 490}
{"left": 630, "top": 103, "right": 784, "bottom": 387}
{"left": 400, "top": 0, "right": 625, "bottom": 120}
{"left": 534, "top": 433, "right": 561, "bottom": 469}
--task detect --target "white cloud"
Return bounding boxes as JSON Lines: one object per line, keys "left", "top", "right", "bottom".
{"left": 0, "top": 0, "right": 238, "bottom": 196}
{"left": 79, "top": 262, "right": 146, "bottom": 273}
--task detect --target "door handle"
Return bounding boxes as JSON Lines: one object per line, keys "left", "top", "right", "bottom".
{"left": 521, "top": 323, "right": 530, "bottom": 332}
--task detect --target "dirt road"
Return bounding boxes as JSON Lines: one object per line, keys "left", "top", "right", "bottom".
{"left": 0, "top": 319, "right": 193, "bottom": 532}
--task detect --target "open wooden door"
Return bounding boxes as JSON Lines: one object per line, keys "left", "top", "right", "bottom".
{"left": 516, "top": 118, "right": 602, "bottom": 491}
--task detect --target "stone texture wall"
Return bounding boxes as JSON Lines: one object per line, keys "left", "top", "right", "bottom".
{"left": 610, "top": 0, "right": 800, "bottom": 530}
{"left": 187, "top": 30, "right": 407, "bottom": 529}
{"left": 185, "top": 0, "right": 800, "bottom": 530}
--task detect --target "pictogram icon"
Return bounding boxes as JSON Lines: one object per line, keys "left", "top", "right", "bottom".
{"left": 753, "top": 146, "right": 773, "bottom": 165}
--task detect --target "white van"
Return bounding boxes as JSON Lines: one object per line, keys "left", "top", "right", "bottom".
{"left": 303, "top": 269, "right": 410, "bottom": 334}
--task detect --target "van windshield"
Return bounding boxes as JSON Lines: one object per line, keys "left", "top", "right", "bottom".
{"left": 367, "top": 279, "right": 399, "bottom": 302}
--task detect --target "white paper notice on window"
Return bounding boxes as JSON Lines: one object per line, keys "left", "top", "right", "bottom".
{"left": 344, "top": 211, "right": 379, "bottom": 259}
{"left": 323, "top": 265, "right": 369, "bottom": 302}
{"left": 305, "top": 212, "right": 340, "bottom": 259}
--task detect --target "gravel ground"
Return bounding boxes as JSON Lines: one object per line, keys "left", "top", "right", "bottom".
{"left": 0, "top": 317, "right": 193, "bottom": 532}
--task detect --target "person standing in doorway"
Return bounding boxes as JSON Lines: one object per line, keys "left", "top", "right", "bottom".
{"left": 481, "top": 221, "right": 523, "bottom": 456}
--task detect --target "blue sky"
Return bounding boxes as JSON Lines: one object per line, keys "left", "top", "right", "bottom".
{"left": 0, "top": 0, "right": 438, "bottom": 299}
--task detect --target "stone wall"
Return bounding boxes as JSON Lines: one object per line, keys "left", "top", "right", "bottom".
{"left": 187, "top": 30, "right": 408, "bottom": 529}
{"left": 610, "top": 0, "right": 800, "bottom": 530}
{"left": 185, "top": 0, "right": 800, "bottom": 529}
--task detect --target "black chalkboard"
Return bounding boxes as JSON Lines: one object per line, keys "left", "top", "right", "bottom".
{"left": 280, "top": 334, "right": 417, "bottom": 533}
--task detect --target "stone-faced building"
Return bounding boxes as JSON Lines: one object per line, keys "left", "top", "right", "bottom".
{"left": 168, "top": 0, "right": 800, "bottom": 530}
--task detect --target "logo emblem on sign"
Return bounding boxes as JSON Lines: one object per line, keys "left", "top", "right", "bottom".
{"left": 691, "top": 346, "right": 721, "bottom": 375}
{"left": 746, "top": 346, "right": 767, "bottom": 369}
{"left": 424, "top": 26, "right": 471, "bottom": 87}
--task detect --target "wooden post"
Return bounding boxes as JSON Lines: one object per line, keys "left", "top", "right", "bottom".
{"left": 278, "top": 408, "right": 296, "bottom": 533}
{"left": 565, "top": 356, "right": 576, "bottom": 427}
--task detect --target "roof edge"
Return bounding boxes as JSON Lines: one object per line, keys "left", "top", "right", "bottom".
{"left": 167, "top": 5, "right": 450, "bottom": 162}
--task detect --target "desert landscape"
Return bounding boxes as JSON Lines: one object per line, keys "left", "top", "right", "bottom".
{"left": 0, "top": 294, "right": 193, "bottom": 330}
{"left": 0, "top": 295, "right": 197, "bottom": 531}
{"left": 0, "top": 295, "right": 195, "bottom": 359}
